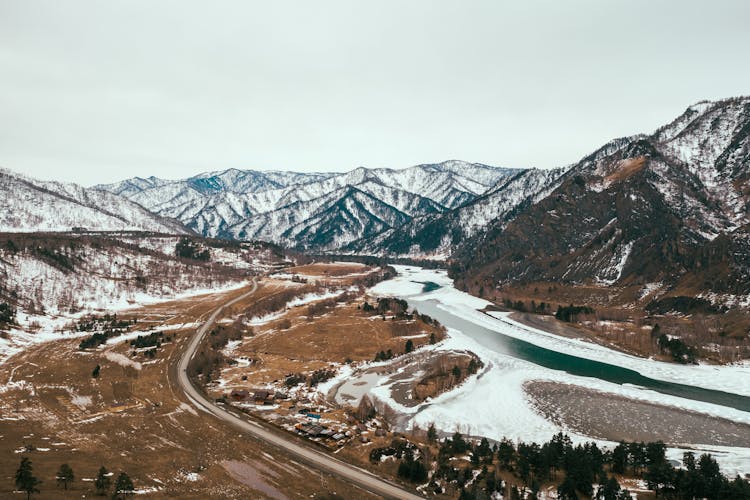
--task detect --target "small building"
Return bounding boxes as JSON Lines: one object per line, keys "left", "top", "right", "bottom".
{"left": 252, "top": 389, "right": 275, "bottom": 404}
{"left": 229, "top": 389, "right": 249, "bottom": 401}
{"left": 306, "top": 425, "right": 325, "bottom": 437}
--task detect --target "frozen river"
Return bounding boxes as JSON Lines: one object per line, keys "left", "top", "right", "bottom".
{"left": 360, "top": 265, "right": 750, "bottom": 474}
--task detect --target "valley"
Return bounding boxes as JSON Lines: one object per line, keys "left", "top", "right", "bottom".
{"left": 1, "top": 96, "right": 750, "bottom": 498}
{"left": 4, "top": 3, "right": 750, "bottom": 497}
{"left": 2, "top": 247, "right": 749, "bottom": 498}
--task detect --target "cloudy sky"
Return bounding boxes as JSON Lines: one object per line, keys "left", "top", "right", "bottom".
{"left": 1, "top": 1, "right": 749, "bottom": 185}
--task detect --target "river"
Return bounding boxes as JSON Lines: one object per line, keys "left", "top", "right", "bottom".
{"left": 412, "top": 298, "right": 750, "bottom": 413}
{"left": 351, "top": 265, "right": 750, "bottom": 472}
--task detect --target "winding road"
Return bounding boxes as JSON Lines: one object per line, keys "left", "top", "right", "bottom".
{"left": 174, "top": 279, "right": 422, "bottom": 500}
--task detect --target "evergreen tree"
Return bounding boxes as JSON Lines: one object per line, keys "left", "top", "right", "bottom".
{"left": 56, "top": 463, "right": 74, "bottom": 490}
{"left": 477, "top": 437, "right": 492, "bottom": 459}
{"left": 15, "top": 457, "right": 41, "bottom": 500}
{"left": 611, "top": 442, "right": 628, "bottom": 473}
{"left": 450, "top": 431, "right": 468, "bottom": 454}
{"left": 92, "top": 364, "right": 101, "bottom": 378}
{"left": 427, "top": 423, "right": 438, "bottom": 443}
{"left": 557, "top": 474, "right": 579, "bottom": 500}
{"left": 113, "top": 472, "right": 135, "bottom": 498}
{"left": 95, "top": 466, "right": 111, "bottom": 496}
{"left": 497, "top": 438, "right": 516, "bottom": 469}
{"left": 405, "top": 339, "right": 414, "bottom": 353}
{"left": 595, "top": 477, "right": 622, "bottom": 500}
{"left": 644, "top": 441, "right": 672, "bottom": 494}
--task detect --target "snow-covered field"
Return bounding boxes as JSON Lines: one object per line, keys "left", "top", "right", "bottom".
{"left": 0, "top": 280, "right": 250, "bottom": 366}
{"left": 361, "top": 265, "right": 750, "bottom": 475}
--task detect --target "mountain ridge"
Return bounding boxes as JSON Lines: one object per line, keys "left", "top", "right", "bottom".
{"left": 97, "top": 160, "right": 521, "bottom": 249}
{"left": 0, "top": 167, "right": 190, "bottom": 234}
{"left": 451, "top": 96, "right": 750, "bottom": 305}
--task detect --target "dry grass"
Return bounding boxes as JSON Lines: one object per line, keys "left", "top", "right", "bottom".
{"left": 286, "top": 262, "right": 368, "bottom": 278}
{"left": 493, "top": 281, "right": 750, "bottom": 363}
{"left": 604, "top": 156, "right": 647, "bottom": 183}
{"left": 0, "top": 283, "right": 377, "bottom": 499}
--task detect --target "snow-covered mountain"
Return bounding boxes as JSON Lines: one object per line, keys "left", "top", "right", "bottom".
{"left": 346, "top": 167, "right": 568, "bottom": 257}
{"left": 452, "top": 96, "right": 750, "bottom": 305}
{"left": 0, "top": 168, "right": 189, "bottom": 234}
{"left": 98, "top": 161, "right": 520, "bottom": 249}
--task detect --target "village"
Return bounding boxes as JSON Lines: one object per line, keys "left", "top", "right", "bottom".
{"left": 225, "top": 385, "right": 382, "bottom": 447}
{"left": 194, "top": 261, "right": 457, "bottom": 464}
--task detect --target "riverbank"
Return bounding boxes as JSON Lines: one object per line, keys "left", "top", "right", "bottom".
{"left": 365, "top": 265, "right": 750, "bottom": 475}
{"left": 524, "top": 380, "right": 750, "bottom": 448}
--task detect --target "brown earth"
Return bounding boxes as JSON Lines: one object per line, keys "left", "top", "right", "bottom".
{"left": 486, "top": 281, "right": 750, "bottom": 364}
{"left": 0, "top": 283, "right": 377, "bottom": 499}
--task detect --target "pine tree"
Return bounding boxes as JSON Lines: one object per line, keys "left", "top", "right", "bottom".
{"left": 15, "top": 457, "right": 41, "bottom": 500}
{"left": 56, "top": 463, "right": 74, "bottom": 490}
{"left": 405, "top": 339, "right": 414, "bottom": 353}
{"left": 113, "top": 472, "right": 135, "bottom": 498}
{"left": 427, "top": 423, "right": 438, "bottom": 443}
{"left": 557, "top": 474, "right": 579, "bottom": 500}
{"left": 95, "top": 466, "right": 111, "bottom": 496}
{"left": 92, "top": 364, "right": 101, "bottom": 378}
{"left": 595, "top": 477, "right": 621, "bottom": 500}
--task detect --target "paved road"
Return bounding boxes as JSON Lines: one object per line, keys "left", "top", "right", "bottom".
{"left": 175, "top": 279, "right": 423, "bottom": 500}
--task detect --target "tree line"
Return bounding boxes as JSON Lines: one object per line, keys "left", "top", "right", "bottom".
{"left": 395, "top": 430, "right": 750, "bottom": 499}
{"left": 15, "top": 458, "right": 135, "bottom": 498}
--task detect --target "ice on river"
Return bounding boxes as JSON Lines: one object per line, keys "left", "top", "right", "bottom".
{"left": 367, "top": 265, "right": 750, "bottom": 475}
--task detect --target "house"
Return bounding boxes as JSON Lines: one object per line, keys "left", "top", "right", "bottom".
{"left": 229, "top": 389, "right": 249, "bottom": 401}
{"left": 295, "top": 422, "right": 329, "bottom": 437}
{"left": 305, "top": 425, "right": 325, "bottom": 437}
{"left": 252, "top": 389, "right": 275, "bottom": 404}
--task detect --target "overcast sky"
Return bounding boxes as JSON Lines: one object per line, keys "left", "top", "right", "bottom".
{"left": 1, "top": 1, "right": 749, "bottom": 185}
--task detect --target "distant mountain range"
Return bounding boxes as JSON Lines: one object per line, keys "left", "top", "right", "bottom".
{"left": 2, "top": 96, "right": 749, "bottom": 311}
{"left": 0, "top": 168, "right": 186, "bottom": 234}
{"left": 96, "top": 161, "right": 521, "bottom": 250}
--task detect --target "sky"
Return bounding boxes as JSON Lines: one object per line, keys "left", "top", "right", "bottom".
{"left": 1, "top": 1, "right": 749, "bottom": 185}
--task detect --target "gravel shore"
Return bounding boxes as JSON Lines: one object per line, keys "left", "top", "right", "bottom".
{"left": 524, "top": 380, "right": 750, "bottom": 447}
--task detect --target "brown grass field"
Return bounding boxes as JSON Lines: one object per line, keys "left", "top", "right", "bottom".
{"left": 0, "top": 282, "right": 379, "bottom": 499}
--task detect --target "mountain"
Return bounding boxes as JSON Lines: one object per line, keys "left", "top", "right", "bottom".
{"left": 346, "top": 167, "right": 568, "bottom": 257}
{"left": 0, "top": 168, "right": 189, "bottom": 234}
{"left": 98, "top": 161, "right": 521, "bottom": 249}
{"left": 451, "top": 96, "right": 750, "bottom": 307}
{"left": 226, "top": 185, "right": 419, "bottom": 250}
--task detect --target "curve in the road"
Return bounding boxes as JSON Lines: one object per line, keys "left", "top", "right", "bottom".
{"left": 175, "top": 279, "right": 423, "bottom": 500}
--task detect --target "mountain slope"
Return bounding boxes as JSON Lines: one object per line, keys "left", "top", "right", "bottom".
{"left": 452, "top": 97, "right": 750, "bottom": 305}
{"left": 0, "top": 168, "right": 189, "bottom": 234}
{"left": 225, "top": 186, "right": 415, "bottom": 250}
{"left": 347, "top": 167, "right": 568, "bottom": 257}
